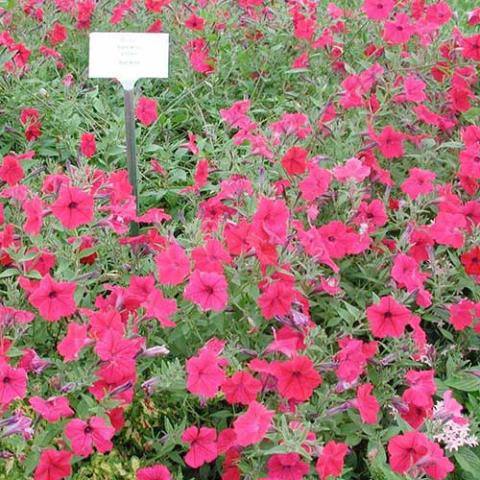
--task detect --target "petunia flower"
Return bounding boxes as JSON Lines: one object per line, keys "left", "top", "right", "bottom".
{"left": 267, "top": 453, "right": 309, "bottom": 480}
{"left": 136, "top": 464, "right": 171, "bottom": 480}
{"left": 353, "top": 384, "right": 380, "bottom": 424}
{"left": 271, "top": 355, "right": 322, "bottom": 402}
{"left": 252, "top": 198, "right": 289, "bottom": 245}
{"left": 430, "top": 212, "right": 466, "bottom": 249}
{"left": 183, "top": 269, "right": 228, "bottom": 312}
{"left": 366, "top": 295, "right": 413, "bottom": 338}
{"left": 221, "top": 371, "right": 262, "bottom": 405}
{"left": 156, "top": 243, "right": 190, "bottom": 285}
{"left": 461, "top": 246, "right": 480, "bottom": 276}
{"left": 34, "top": 449, "right": 72, "bottom": 480}
{"left": 186, "top": 348, "right": 226, "bottom": 399}
{"left": 51, "top": 184, "right": 94, "bottom": 229}
{"left": 0, "top": 363, "right": 27, "bottom": 408}
{"left": 80, "top": 132, "right": 96, "bottom": 158}
{"left": 372, "top": 126, "right": 405, "bottom": 159}
{"left": 233, "top": 401, "right": 274, "bottom": 447}
{"left": 258, "top": 280, "right": 295, "bottom": 319}
{"left": 28, "top": 274, "right": 76, "bottom": 322}
{"left": 64, "top": 416, "right": 115, "bottom": 457}
{"left": 333, "top": 157, "right": 370, "bottom": 183}
{"left": 57, "top": 322, "right": 88, "bottom": 361}
{"left": 135, "top": 96, "right": 158, "bottom": 126}
{"left": 141, "top": 289, "right": 177, "bottom": 327}
{"left": 299, "top": 163, "right": 331, "bottom": 201}
{"left": 362, "top": 0, "right": 394, "bottom": 21}
{"left": 401, "top": 168, "right": 436, "bottom": 200}
{"left": 0, "top": 154, "right": 24, "bottom": 185}
{"left": 316, "top": 440, "right": 348, "bottom": 480}
{"left": 29, "top": 396, "right": 74, "bottom": 422}
{"left": 383, "top": 13, "right": 415, "bottom": 45}
{"left": 281, "top": 146, "right": 308, "bottom": 176}
{"left": 181, "top": 426, "right": 217, "bottom": 469}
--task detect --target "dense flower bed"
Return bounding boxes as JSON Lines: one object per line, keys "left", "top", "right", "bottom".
{"left": 0, "top": 0, "right": 480, "bottom": 479}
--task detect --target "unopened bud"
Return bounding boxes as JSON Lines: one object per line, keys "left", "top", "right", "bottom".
{"left": 141, "top": 345, "right": 170, "bottom": 357}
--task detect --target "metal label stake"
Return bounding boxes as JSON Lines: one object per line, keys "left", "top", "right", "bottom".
{"left": 88, "top": 32, "right": 169, "bottom": 235}
{"left": 122, "top": 80, "right": 139, "bottom": 235}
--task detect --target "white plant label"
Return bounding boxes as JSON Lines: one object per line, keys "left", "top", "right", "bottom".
{"left": 89, "top": 32, "right": 169, "bottom": 89}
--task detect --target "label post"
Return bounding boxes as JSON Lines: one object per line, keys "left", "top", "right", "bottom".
{"left": 88, "top": 32, "right": 169, "bottom": 235}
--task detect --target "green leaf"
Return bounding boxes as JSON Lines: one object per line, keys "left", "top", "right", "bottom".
{"left": 461, "top": 107, "right": 480, "bottom": 124}
{"left": 454, "top": 448, "right": 480, "bottom": 475}
{"left": 0, "top": 268, "right": 18, "bottom": 279}
{"left": 436, "top": 141, "right": 464, "bottom": 149}
{"left": 0, "top": 0, "right": 16, "bottom": 9}
{"left": 445, "top": 373, "right": 480, "bottom": 392}
{"left": 23, "top": 451, "right": 40, "bottom": 476}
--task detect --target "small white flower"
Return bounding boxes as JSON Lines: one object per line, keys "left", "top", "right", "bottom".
{"left": 431, "top": 399, "right": 478, "bottom": 452}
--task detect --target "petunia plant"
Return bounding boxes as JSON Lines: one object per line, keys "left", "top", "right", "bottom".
{"left": 0, "top": 0, "right": 480, "bottom": 479}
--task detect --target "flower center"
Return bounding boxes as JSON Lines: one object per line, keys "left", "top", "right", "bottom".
{"left": 204, "top": 285, "right": 214, "bottom": 295}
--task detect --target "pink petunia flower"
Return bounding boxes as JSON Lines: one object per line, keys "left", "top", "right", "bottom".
{"left": 267, "top": 453, "right": 310, "bottom": 480}
{"left": 181, "top": 426, "right": 218, "bottom": 468}
{"left": 299, "top": 163, "right": 332, "bottom": 201}
{"left": 135, "top": 96, "right": 158, "bottom": 126}
{"left": 34, "top": 449, "right": 73, "bottom": 480}
{"left": 0, "top": 363, "right": 27, "bottom": 407}
{"left": 354, "top": 383, "right": 380, "bottom": 424}
{"left": 258, "top": 280, "right": 295, "bottom": 320}
{"left": 366, "top": 295, "right": 413, "bottom": 338}
{"left": 28, "top": 274, "right": 77, "bottom": 322}
{"left": 333, "top": 157, "right": 371, "bottom": 183}
{"left": 252, "top": 198, "right": 289, "bottom": 245}
{"left": 136, "top": 464, "right": 172, "bottom": 480}
{"left": 401, "top": 168, "right": 436, "bottom": 200}
{"left": 372, "top": 126, "right": 405, "bottom": 159}
{"left": 57, "top": 322, "right": 88, "bottom": 361}
{"left": 64, "top": 416, "right": 115, "bottom": 457}
{"left": 29, "top": 396, "right": 74, "bottom": 422}
{"left": 183, "top": 270, "right": 228, "bottom": 312}
{"left": 430, "top": 212, "right": 466, "bottom": 248}
{"left": 271, "top": 355, "right": 322, "bottom": 402}
{"left": 156, "top": 243, "right": 190, "bottom": 285}
{"left": 281, "top": 146, "right": 308, "bottom": 176}
{"left": 362, "top": 0, "right": 394, "bottom": 21}
{"left": 186, "top": 348, "right": 226, "bottom": 399}
{"left": 221, "top": 371, "right": 262, "bottom": 405}
{"left": 383, "top": 13, "right": 415, "bottom": 45}
{"left": 316, "top": 440, "right": 348, "bottom": 480}
{"left": 51, "top": 184, "right": 94, "bottom": 229}
{"left": 233, "top": 401, "right": 274, "bottom": 447}
{"left": 80, "top": 132, "right": 96, "bottom": 158}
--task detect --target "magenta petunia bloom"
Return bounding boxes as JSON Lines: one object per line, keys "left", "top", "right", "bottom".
{"left": 233, "top": 401, "right": 274, "bottom": 447}
{"left": 64, "top": 416, "right": 115, "bottom": 457}
{"left": 28, "top": 274, "right": 77, "bottom": 322}
{"left": 181, "top": 426, "right": 218, "bottom": 469}
{"left": 316, "top": 440, "right": 348, "bottom": 480}
{"left": 366, "top": 295, "right": 413, "bottom": 338}
{"left": 183, "top": 269, "right": 228, "bottom": 312}
{"left": 34, "top": 449, "right": 73, "bottom": 480}
{"left": 136, "top": 464, "right": 171, "bottom": 480}
{"left": 0, "top": 363, "right": 27, "bottom": 408}
{"left": 136, "top": 96, "right": 158, "bottom": 126}
{"left": 51, "top": 184, "right": 94, "bottom": 229}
